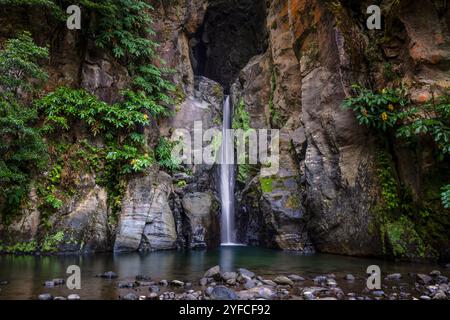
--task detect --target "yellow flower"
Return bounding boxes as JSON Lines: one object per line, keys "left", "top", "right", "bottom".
{"left": 388, "top": 104, "right": 394, "bottom": 111}
{"left": 143, "top": 114, "right": 149, "bottom": 120}
{"left": 131, "top": 159, "right": 138, "bottom": 165}
{"left": 381, "top": 112, "right": 388, "bottom": 122}
{"left": 382, "top": 89, "right": 387, "bottom": 94}
{"left": 144, "top": 153, "right": 149, "bottom": 158}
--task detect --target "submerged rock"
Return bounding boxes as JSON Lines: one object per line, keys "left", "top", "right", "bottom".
{"left": 288, "top": 274, "right": 305, "bottom": 282}
{"left": 199, "top": 278, "right": 208, "bottom": 286}
{"left": 171, "top": 280, "right": 185, "bottom": 287}
{"left": 159, "top": 280, "right": 169, "bottom": 286}
{"left": 210, "top": 286, "right": 238, "bottom": 300}
{"left": 118, "top": 282, "right": 135, "bottom": 289}
{"left": 53, "top": 279, "right": 65, "bottom": 285}
{"left": 149, "top": 285, "right": 160, "bottom": 293}
{"left": 303, "top": 291, "right": 315, "bottom": 300}
{"left": 344, "top": 274, "right": 355, "bottom": 281}
{"left": 244, "top": 279, "right": 256, "bottom": 289}
{"left": 38, "top": 293, "right": 53, "bottom": 300}
{"left": 204, "top": 266, "right": 220, "bottom": 278}
{"left": 273, "top": 276, "right": 294, "bottom": 286}
{"left": 386, "top": 273, "right": 402, "bottom": 281}
{"left": 121, "top": 293, "right": 138, "bottom": 300}
{"left": 326, "top": 279, "right": 338, "bottom": 287}
{"left": 262, "top": 279, "right": 277, "bottom": 286}
{"left": 372, "top": 290, "right": 385, "bottom": 297}
{"left": 429, "top": 270, "right": 441, "bottom": 277}
{"left": 432, "top": 290, "right": 447, "bottom": 300}
{"left": 313, "top": 276, "right": 327, "bottom": 284}
{"left": 98, "top": 271, "right": 118, "bottom": 279}
{"left": 135, "top": 281, "right": 153, "bottom": 287}
{"left": 221, "top": 272, "right": 237, "bottom": 281}
{"left": 54, "top": 296, "right": 66, "bottom": 300}
{"left": 238, "top": 268, "right": 255, "bottom": 279}
{"left": 416, "top": 274, "right": 433, "bottom": 285}
{"left": 135, "top": 275, "right": 151, "bottom": 281}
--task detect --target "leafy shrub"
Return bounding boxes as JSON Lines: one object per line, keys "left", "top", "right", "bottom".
{"left": 0, "top": 32, "right": 49, "bottom": 217}
{"left": 232, "top": 98, "right": 250, "bottom": 131}
{"left": 343, "top": 85, "right": 411, "bottom": 131}
{"left": 36, "top": 87, "right": 154, "bottom": 216}
{"left": 40, "top": 231, "right": 65, "bottom": 253}
{"left": 396, "top": 96, "right": 450, "bottom": 159}
{"left": 156, "top": 137, "right": 180, "bottom": 173}
{"left": 176, "top": 180, "right": 187, "bottom": 188}
{"left": 1, "top": 1, "right": 175, "bottom": 222}
{"left": 441, "top": 185, "right": 450, "bottom": 209}
{"left": 345, "top": 86, "right": 450, "bottom": 208}
{"left": 0, "top": 31, "right": 48, "bottom": 96}
{"left": 37, "top": 87, "right": 153, "bottom": 134}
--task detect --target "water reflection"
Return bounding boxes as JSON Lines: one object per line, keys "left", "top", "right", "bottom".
{"left": 0, "top": 247, "right": 447, "bottom": 299}
{"left": 219, "top": 246, "right": 235, "bottom": 272}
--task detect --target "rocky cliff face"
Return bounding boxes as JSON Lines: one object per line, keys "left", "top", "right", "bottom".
{"left": 230, "top": 0, "right": 450, "bottom": 260}
{"left": 1, "top": 0, "right": 449, "bottom": 261}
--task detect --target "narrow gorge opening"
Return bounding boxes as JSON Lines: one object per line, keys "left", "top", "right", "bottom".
{"left": 189, "top": 0, "right": 268, "bottom": 245}
{"left": 190, "top": 0, "right": 268, "bottom": 92}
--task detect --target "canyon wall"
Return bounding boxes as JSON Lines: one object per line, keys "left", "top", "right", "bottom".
{"left": 0, "top": 0, "right": 449, "bottom": 262}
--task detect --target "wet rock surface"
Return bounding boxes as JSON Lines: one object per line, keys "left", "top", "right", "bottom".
{"left": 101, "top": 266, "right": 450, "bottom": 301}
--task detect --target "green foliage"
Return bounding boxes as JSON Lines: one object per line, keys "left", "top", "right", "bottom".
{"left": 0, "top": 231, "right": 65, "bottom": 254}
{"left": 259, "top": 176, "right": 274, "bottom": 193}
{"left": 0, "top": 32, "right": 49, "bottom": 218}
{"left": 236, "top": 164, "right": 258, "bottom": 184}
{"left": 385, "top": 216, "right": 429, "bottom": 259}
{"left": 232, "top": 98, "right": 250, "bottom": 131}
{"left": 95, "top": 0, "right": 155, "bottom": 61}
{"left": 345, "top": 86, "right": 450, "bottom": 208}
{"left": 343, "top": 85, "right": 411, "bottom": 131}
{"left": 176, "top": 180, "right": 187, "bottom": 188}
{"left": 0, "top": 0, "right": 63, "bottom": 15}
{"left": 0, "top": 31, "right": 48, "bottom": 96}
{"left": 232, "top": 98, "right": 259, "bottom": 184}
{"left": 36, "top": 87, "right": 155, "bottom": 217}
{"left": 375, "top": 150, "right": 400, "bottom": 212}
{"left": 0, "top": 1, "right": 174, "bottom": 225}
{"left": 268, "top": 70, "right": 285, "bottom": 128}
{"left": 40, "top": 231, "right": 65, "bottom": 253}
{"left": 372, "top": 150, "right": 433, "bottom": 259}
{"left": 396, "top": 96, "right": 450, "bottom": 159}
{"left": 37, "top": 87, "right": 154, "bottom": 134}
{"left": 92, "top": 0, "right": 175, "bottom": 108}
{"left": 442, "top": 185, "right": 450, "bottom": 209}
{"left": 395, "top": 95, "right": 450, "bottom": 206}
{"left": 2, "top": 241, "right": 37, "bottom": 254}
{"left": 156, "top": 137, "right": 180, "bottom": 173}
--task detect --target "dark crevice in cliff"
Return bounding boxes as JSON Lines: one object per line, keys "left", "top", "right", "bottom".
{"left": 190, "top": 0, "right": 268, "bottom": 92}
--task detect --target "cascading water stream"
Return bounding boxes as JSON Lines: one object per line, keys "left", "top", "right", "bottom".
{"left": 220, "top": 96, "right": 237, "bottom": 245}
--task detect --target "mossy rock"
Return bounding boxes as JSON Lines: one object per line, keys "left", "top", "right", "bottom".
{"left": 259, "top": 176, "right": 273, "bottom": 193}
{"left": 385, "top": 216, "right": 437, "bottom": 261}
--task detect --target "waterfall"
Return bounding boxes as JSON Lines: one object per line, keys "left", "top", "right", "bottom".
{"left": 220, "top": 96, "right": 236, "bottom": 245}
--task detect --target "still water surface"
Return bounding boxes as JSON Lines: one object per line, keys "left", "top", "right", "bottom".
{"left": 0, "top": 246, "right": 447, "bottom": 299}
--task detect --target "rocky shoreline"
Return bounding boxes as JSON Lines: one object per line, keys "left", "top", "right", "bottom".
{"left": 29, "top": 265, "right": 450, "bottom": 301}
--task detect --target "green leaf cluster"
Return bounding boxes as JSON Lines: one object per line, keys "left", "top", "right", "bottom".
{"left": 156, "top": 137, "right": 180, "bottom": 173}
{"left": 0, "top": 32, "right": 49, "bottom": 217}
{"left": 344, "top": 86, "right": 450, "bottom": 208}
{"left": 343, "top": 85, "right": 412, "bottom": 132}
